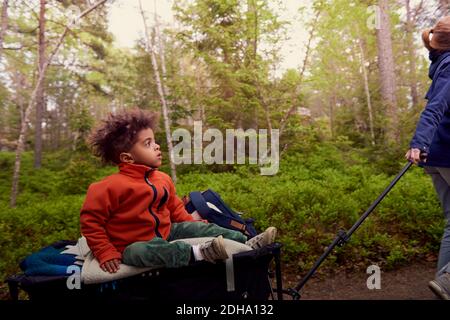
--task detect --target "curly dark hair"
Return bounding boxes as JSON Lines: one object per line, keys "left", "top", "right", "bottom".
{"left": 89, "top": 108, "right": 158, "bottom": 164}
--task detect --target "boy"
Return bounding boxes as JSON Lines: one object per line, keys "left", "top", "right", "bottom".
{"left": 80, "top": 109, "right": 277, "bottom": 273}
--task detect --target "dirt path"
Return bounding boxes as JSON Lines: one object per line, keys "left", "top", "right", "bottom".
{"left": 278, "top": 261, "right": 439, "bottom": 300}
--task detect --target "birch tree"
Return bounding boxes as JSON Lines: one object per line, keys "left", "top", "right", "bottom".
{"left": 439, "top": 0, "right": 449, "bottom": 15}
{"left": 10, "top": 0, "right": 108, "bottom": 207}
{"left": 279, "top": 9, "right": 320, "bottom": 138}
{"left": 34, "top": 0, "right": 46, "bottom": 168}
{"left": 0, "top": 0, "right": 8, "bottom": 59}
{"left": 154, "top": 3, "right": 170, "bottom": 101}
{"left": 357, "top": 36, "right": 375, "bottom": 145}
{"left": 139, "top": 0, "right": 177, "bottom": 184}
{"left": 376, "top": 0, "right": 399, "bottom": 144}
{"left": 405, "top": 0, "right": 419, "bottom": 109}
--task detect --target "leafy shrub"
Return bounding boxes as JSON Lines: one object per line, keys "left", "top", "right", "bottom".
{"left": 59, "top": 154, "right": 101, "bottom": 195}
{"left": 0, "top": 144, "right": 445, "bottom": 298}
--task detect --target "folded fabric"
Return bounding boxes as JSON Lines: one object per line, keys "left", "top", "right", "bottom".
{"left": 20, "top": 236, "right": 252, "bottom": 283}
{"left": 20, "top": 246, "right": 77, "bottom": 276}
{"left": 60, "top": 244, "right": 80, "bottom": 256}
{"left": 60, "top": 236, "right": 90, "bottom": 260}
{"left": 81, "top": 251, "right": 151, "bottom": 284}
{"left": 81, "top": 237, "right": 252, "bottom": 284}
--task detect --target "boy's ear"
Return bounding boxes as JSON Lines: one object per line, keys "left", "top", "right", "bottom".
{"left": 119, "top": 152, "right": 135, "bottom": 163}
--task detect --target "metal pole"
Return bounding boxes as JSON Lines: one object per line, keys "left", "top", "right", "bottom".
{"left": 344, "top": 161, "right": 412, "bottom": 240}
{"left": 292, "top": 160, "right": 415, "bottom": 298}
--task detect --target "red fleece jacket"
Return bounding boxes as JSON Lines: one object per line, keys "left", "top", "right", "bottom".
{"left": 80, "top": 163, "right": 194, "bottom": 265}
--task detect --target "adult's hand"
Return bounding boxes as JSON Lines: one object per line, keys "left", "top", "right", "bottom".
{"left": 405, "top": 148, "right": 425, "bottom": 164}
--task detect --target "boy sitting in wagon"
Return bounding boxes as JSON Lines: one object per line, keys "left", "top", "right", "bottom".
{"left": 80, "top": 108, "right": 277, "bottom": 273}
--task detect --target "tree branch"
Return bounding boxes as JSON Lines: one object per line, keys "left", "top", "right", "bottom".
{"left": 10, "top": 0, "right": 108, "bottom": 207}
{"left": 279, "top": 9, "right": 321, "bottom": 137}
{"left": 0, "top": 0, "right": 9, "bottom": 59}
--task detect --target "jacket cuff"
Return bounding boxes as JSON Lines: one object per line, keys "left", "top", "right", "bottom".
{"left": 409, "top": 143, "right": 429, "bottom": 153}
{"left": 97, "top": 250, "right": 122, "bottom": 266}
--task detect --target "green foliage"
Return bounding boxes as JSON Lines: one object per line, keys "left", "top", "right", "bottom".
{"left": 0, "top": 144, "right": 445, "bottom": 298}
{"left": 173, "top": 0, "right": 287, "bottom": 129}
{"left": 0, "top": 195, "right": 83, "bottom": 280}
{"left": 60, "top": 155, "right": 98, "bottom": 195}
{"left": 0, "top": 0, "right": 445, "bottom": 300}
{"left": 176, "top": 143, "right": 443, "bottom": 273}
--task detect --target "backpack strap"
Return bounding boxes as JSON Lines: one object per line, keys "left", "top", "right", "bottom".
{"left": 189, "top": 192, "right": 251, "bottom": 235}
{"left": 188, "top": 192, "right": 212, "bottom": 219}
{"left": 188, "top": 190, "right": 255, "bottom": 237}
{"left": 229, "top": 220, "right": 250, "bottom": 235}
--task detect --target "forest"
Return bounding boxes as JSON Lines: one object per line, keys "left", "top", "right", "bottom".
{"left": 0, "top": 0, "right": 449, "bottom": 299}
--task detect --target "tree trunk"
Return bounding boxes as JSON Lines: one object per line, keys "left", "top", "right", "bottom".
{"left": 248, "top": 0, "right": 258, "bottom": 129}
{"left": 0, "top": 0, "right": 9, "bottom": 59}
{"left": 11, "top": 71, "right": 26, "bottom": 139}
{"left": 34, "top": 0, "right": 46, "bottom": 168}
{"left": 55, "top": 107, "right": 61, "bottom": 150}
{"left": 139, "top": 0, "right": 177, "bottom": 184}
{"left": 406, "top": 0, "right": 419, "bottom": 108}
{"left": 264, "top": 103, "right": 272, "bottom": 133}
{"left": 256, "top": 87, "right": 273, "bottom": 132}
{"left": 279, "top": 9, "right": 320, "bottom": 137}
{"left": 439, "top": 0, "right": 449, "bottom": 15}
{"left": 329, "top": 93, "right": 335, "bottom": 139}
{"left": 376, "top": 0, "right": 398, "bottom": 144}
{"left": 358, "top": 37, "right": 376, "bottom": 145}
{"left": 10, "top": 0, "right": 108, "bottom": 207}
{"left": 153, "top": 3, "right": 170, "bottom": 102}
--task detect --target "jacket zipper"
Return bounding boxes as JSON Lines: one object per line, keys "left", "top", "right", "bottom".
{"left": 144, "top": 170, "right": 162, "bottom": 238}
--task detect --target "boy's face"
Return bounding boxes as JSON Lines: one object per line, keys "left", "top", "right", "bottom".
{"left": 122, "top": 128, "right": 162, "bottom": 168}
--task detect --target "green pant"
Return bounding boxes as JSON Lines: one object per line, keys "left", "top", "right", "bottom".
{"left": 122, "top": 222, "right": 247, "bottom": 268}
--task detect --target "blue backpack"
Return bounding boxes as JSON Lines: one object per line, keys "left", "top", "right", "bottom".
{"left": 184, "top": 189, "right": 258, "bottom": 239}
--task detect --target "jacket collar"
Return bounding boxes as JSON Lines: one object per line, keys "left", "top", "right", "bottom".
{"left": 119, "top": 162, "right": 156, "bottom": 179}
{"left": 429, "top": 50, "right": 450, "bottom": 79}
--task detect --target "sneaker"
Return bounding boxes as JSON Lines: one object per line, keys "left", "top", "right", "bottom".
{"left": 199, "top": 235, "right": 229, "bottom": 263}
{"left": 428, "top": 273, "right": 450, "bottom": 300}
{"left": 245, "top": 227, "right": 277, "bottom": 250}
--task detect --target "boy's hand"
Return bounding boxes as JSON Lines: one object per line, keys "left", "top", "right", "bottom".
{"left": 100, "top": 258, "right": 121, "bottom": 273}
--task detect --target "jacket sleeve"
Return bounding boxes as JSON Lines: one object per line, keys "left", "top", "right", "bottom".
{"left": 410, "top": 67, "right": 450, "bottom": 152}
{"left": 167, "top": 180, "right": 194, "bottom": 223}
{"left": 80, "top": 181, "right": 122, "bottom": 265}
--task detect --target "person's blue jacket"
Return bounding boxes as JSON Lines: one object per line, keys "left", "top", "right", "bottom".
{"left": 410, "top": 50, "right": 450, "bottom": 167}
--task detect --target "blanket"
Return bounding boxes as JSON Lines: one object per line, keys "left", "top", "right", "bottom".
{"left": 80, "top": 237, "right": 252, "bottom": 284}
